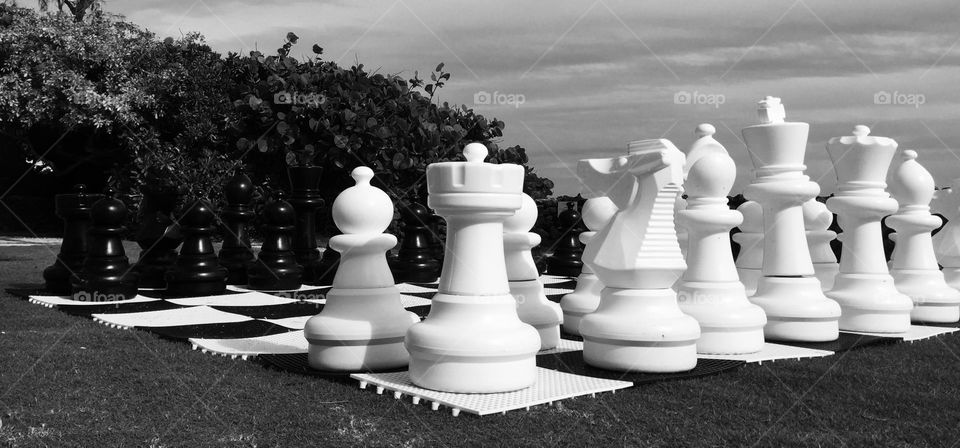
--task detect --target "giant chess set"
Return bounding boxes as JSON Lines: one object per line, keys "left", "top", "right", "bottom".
{"left": 15, "top": 96, "right": 960, "bottom": 416}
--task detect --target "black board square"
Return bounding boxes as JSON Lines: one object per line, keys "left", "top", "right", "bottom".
{"left": 211, "top": 302, "right": 324, "bottom": 319}
{"left": 402, "top": 291, "right": 436, "bottom": 300}
{"left": 144, "top": 320, "right": 294, "bottom": 340}
{"left": 257, "top": 353, "right": 406, "bottom": 381}
{"left": 58, "top": 300, "right": 184, "bottom": 317}
{"left": 536, "top": 350, "right": 745, "bottom": 385}
{"left": 774, "top": 332, "right": 897, "bottom": 353}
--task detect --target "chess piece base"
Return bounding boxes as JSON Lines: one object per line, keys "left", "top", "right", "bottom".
{"left": 405, "top": 292, "right": 540, "bottom": 393}
{"left": 247, "top": 264, "right": 303, "bottom": 291}
{"left": 813, "top": 262, "right": 839, "bottom": 291}
{"left": 891, "top": 270, "right": 960, "bottom": 323}
{"left": 826, "top": 273, "right": 913, "bottom": 332}
{"left": 164, "top": 273, "right": 227, "bottom": 298}
{"left": 737, "top": 268, "right": 761, "bottom": 296}
{"left": 560, "top": 272, "right": 603, "bottom": 336}
{"left": 580, "top": 287, "right": 699, "bottom": 373}
{"left": 304, "top": 286, "right": 419, "bottom": 371}
{"left": 509, "top": 279, "right": 562, "bottom": 350}
{"left": 678, "top": 281, "right": 766, "bottom": 355}
{"left": 749, "top": 276, "right": 840, "bottom": 342}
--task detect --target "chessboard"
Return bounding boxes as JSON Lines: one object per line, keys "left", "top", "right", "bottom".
{"left": 9, "top": 275, "right": 959, "bottom": 417}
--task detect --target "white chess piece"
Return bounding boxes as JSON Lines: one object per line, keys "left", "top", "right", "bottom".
{"left": 675, "top": 124, "right": 726, "bottom": 261}
{"left": 803, "top": 199, "right": 839, "bottom": 291}
{"left": 559, "top": 196, "right": 617, "bottom": 335}
{"left": 732, "top": 200, "right": 763, "bottom": 296}
{"left": 303, "top": 167, "right": 420, "bottom": 371}
{"left": 504, "top": 193, "right": 563, "bottom": 350}
{"left": 742, "top": 96, "right": 840, "bottom": 341}
{"left": 887, "top": 149, "right": 960, "bottom": 323}
{"left": 577, "top": 139, "right": 700, "bottom": 373}
{"left": 405, "top": 143, "right": 540, "bottom": 393}
{"left": 932, "top": 179, "right": 960, "bottom": 289}
{"left": 824, "top": 126, "right": 913, "bottom": 332}
{"left": 676, "top": 150, "right": 766, "bottom": 354}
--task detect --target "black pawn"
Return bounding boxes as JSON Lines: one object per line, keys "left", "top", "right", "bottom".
{"left": 546, "top": 202, "right": 584, "bottom": 277}
{"left": 133, "top": 187, "right": 182, "bottom": 288}
{"left": 390, "top": 201, "right": 441, "bottom": 283}
{"left": 314, "top": 234, "right": 340, "bottom": 286}
{"left": 248, "top": 191, "right": 303, "bottom": 290}
{"left": 43, "top": 185, "right": 101, "bottom": 294}
{"left": 72, "top": 188, "right": 139, "bottom": 301}
{"left": 288, "top": 166, "right": 325, "bottom": 285}
{"left": 165, "top": 199, "right": 228, "bottom": 297}
{"left": 428, "top": 211, "right": 445, "bottom": 263}
{"left": 219, "top": 173, "right": 255, "bottom": 284}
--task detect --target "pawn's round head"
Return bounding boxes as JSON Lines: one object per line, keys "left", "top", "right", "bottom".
{"left": 92, "top": 188, "right": 127, "bottom": 226}
{"left": 332, "top": 166, "right": 394, "bottom": 234}
{"left": 181, "top": 200, "right": 214, "bottom": 227}
{"left": 685, "top": 153, "right": 736, "bottom": 199}
{"left": 737, "top": 200, "right": 763, "bottom": 232}
{"left": 400, "top": 201, "right": 429, "bottom": 223}
{"left": 503, "top": 193, "right": 538, "bottom": 233}
{"left": 694, "top": 123, "right": 716, "bottom": 138}
{"left": 889, "top": 149, "right": 936, "bottom": 206}
{"left": 224, "top": 173, "right": 254, "bottom": 204}
{"left": 582, "top": 196, "right": 618, "bottom": 231}
{"left": 264, "top": 191, "right": 295, "bottom": 226}
{"left": 802, "top": 200, "right": 833, "bottom": 230}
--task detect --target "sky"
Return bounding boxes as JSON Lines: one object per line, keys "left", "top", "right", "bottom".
{"left": 72, "top": 0, "right": 960, "bottom": 195}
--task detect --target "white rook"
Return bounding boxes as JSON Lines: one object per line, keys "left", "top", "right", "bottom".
{"left": 405, "top": 143, "right": 540, "bottom": 393}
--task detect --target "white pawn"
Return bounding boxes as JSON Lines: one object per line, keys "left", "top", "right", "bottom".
{"left": 803, "top": 200, "right": 839, "bottom": 291}
{"left": 578, "top": 139, "right": 700, "bottom": 373}
{"left": 887, "top": 150, "right": 960, "bottom": 323}
{"left": 732, "top": 201, "right": 763, "bottom": 296}
{"left": 825, "top": 126, "right": 912, "bottom": 332}
{"left": 504, "top": 193, "right": 563, "bottom": 350}
{"left": 676, "top": 152, "right": 766, "bottom": 354}
{"left": 676, "top": 124, "right": 727, "bottom": 261}
{"left": 932, "top": 179, "right": 960, "bottom": 289}
{"left": 559, "top": 196, "right": 617, "bottom": 335}
{"left": 303, "top": 167, "right": 419, "bottom": 371}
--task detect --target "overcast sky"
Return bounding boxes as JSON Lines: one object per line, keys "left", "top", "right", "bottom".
{"left": 94, "top": 0, "right": 960, "bottom": 195}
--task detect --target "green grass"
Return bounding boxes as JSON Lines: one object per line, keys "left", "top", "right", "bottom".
{"left": 1, "top": 244, "right": 959, "bottom": 447}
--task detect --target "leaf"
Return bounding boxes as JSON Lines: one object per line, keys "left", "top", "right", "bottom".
{"left": 257, "top": 139, "right": 269, "bottom": 152}
{"left": 424, "top": 84, "right": 433, "bottom": 95}
{"left": 392, "top": 152, "right": 404, "bottom": 169}
{"left": 435, "top": 62, "right": 444, "bottom": 72}
{"left": 236, "top": 138, "right": 249, "bottom": 151}
{"left": 248, "top": 96, "right": 262, "bottom": 109}
{"left": 286, "top": 32, "right": 299, "bottom": 44}
{"left": 285, "top": 150, "right": 297, "bottom": 166}
{"left": 334, "top": 135, "right": 348, "bottom": 148}
{"left": 276, "top": 121, "right": 289, "bottom": 135}
{"left": 366, "top": 117, "right": 378, "bottom": 128}
{"left": 309, "top": 118, "right": 319, "bottom": 131}
{"left": 312, "top": 44, "right": 323, "bottom": 54}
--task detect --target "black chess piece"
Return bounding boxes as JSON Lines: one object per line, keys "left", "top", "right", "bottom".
{"left": 288, "top": 166, "right": 325, "bottom": 284}
{"left": 248, "top": 191, "right": 303, "bottom": 290}
{"left": 133, "top": 186, "right": 182, "bottom": 288}
{"left": 165, "top": 199, "right": 228, "bottom": 297}
{"left": 72, "top": 188, "right": 139, "bottom": 301}
{"left": 546, "top": 202, "right": 584, "bottom": 277}
{"left": 43, "top": 185, "right": 101, "bottom": 294}
{"left": 390, "top": 201, "right": 441, "bottom": 283}
{"left": 218, "top": 172, "right": 255, "bottom": 284}
{"left": 314, "top": 233, "right": 340, "bottom": 286}
{"left": 428, "top": 211, "right": 445, "bottom": 263}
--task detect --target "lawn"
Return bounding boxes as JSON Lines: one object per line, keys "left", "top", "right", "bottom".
{"left": 1, "top": 243, "right": 959, "bottom": 447}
